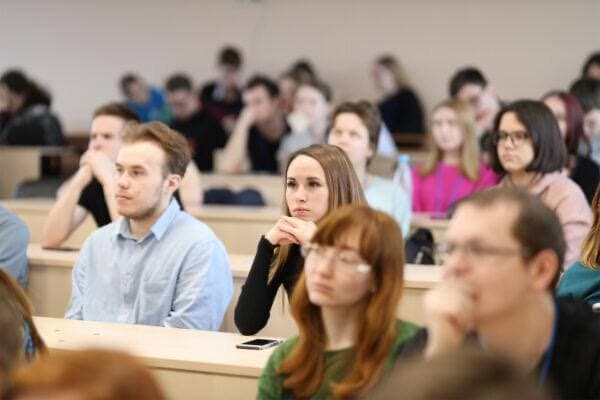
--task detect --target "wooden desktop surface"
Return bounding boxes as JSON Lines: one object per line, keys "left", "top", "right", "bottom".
{"left": 34, "top": 316, "right": 277, "bottom": 399}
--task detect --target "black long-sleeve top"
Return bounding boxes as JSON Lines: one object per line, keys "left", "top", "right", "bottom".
{"left": 234, "top": 236, "right": 303, "bottom": 335}
{"left": 570, "top": 155, "right": 600, "bottom": 204}
{"left": 395, "top": 299, "right": 600, "bottom": 400}
{"left": 378, "top": 88, "right": 425, "bottom": 134}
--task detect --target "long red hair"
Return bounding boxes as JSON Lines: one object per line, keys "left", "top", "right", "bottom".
{"left": 276, "top": 205, "right": 405, "bottom": 398}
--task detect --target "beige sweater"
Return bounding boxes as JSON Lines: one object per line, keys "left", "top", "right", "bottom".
{"left": 502, "top": 171, "right": 592, "bottom": 269}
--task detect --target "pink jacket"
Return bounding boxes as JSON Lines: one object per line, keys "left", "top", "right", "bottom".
{"left": 502, "top": 172, "right": 592, "bottom": 269}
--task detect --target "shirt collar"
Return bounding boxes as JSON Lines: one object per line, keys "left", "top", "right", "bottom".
{"left": 115, "top": 198, "right": 181, "bottom": 242}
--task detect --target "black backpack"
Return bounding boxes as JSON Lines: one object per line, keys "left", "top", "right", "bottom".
{"left": 405, "top": 228, "right": 435, "bottom": 265}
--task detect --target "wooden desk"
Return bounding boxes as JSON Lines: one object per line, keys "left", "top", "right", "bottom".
{"left": 5, "top": 199, "right": 445, "bottom": 255}
{"left": 191, "top": 205, "right": 280, "bottom": 254}
{"left": 27, "top": 244, "right": 441, "bottom": 337}
{"left": 34, "top": 316, "right": 277, "bottom": 400}
{"left": 0, "top": 146, "right": 79, "bottom": 198}
{"left": 26, "top": 246, "right": 295, "bottom": 336}
{"left": 3, "top": 199, "right": 280, "bottom": 254}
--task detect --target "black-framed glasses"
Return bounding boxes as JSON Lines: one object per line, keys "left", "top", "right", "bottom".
{"left": 492, "top": 131, "right": 530, "bottom": 147}
{"left": 301, "top": 243, "right": 371, "bottom": 274}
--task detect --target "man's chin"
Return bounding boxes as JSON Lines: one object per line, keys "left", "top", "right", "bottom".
{"left": 116, "top": 206, "right": 135, "bottom": 218}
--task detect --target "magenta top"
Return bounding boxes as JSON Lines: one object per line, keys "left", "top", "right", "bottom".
{"left": 411, "top": 162, "right": 499, "bottom": 214}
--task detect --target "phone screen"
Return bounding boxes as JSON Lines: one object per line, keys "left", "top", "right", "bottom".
{"left": 241, "top": 339, "right": 277, "bottom": 346}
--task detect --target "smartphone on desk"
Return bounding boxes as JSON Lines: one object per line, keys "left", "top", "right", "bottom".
{"left": 236, "top": 338, "right": 282, "bottom": 350}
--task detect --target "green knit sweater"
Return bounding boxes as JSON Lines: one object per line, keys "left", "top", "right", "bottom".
{"left": 256, "top": 320, "right": 420, "bottom": 400}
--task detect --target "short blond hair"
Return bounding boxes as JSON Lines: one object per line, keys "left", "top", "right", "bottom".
{"left": 122, "top": 122, "right": 191, "bottom": 177}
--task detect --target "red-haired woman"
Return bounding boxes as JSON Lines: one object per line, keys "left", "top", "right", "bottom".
{"left": 542, "top": 91, "right": 599, "bottom": 203}
{"left": 257, "top": 205, "right": 419, "bottom": 399}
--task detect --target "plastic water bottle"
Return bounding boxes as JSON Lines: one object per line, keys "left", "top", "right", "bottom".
{"left": 393, "top": 154, "right": 412, "bottom": 197}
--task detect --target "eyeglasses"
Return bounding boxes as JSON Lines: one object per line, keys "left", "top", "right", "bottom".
{"left": 435, "top": 242, "right": 526, "bottom": 262}
{"left": 492, "top": 131, "right": 530, "bottom": 147}
{"left": 301, "top": 243, "right": 371, "bottom": 274}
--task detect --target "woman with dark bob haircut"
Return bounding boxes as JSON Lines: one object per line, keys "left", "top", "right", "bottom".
{"left": 490, "top": 100, "right": 592, "bottom": 269}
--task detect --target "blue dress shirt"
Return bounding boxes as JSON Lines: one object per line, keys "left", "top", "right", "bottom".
{"left": 0, "top": 205, "right": 30, "bottom": 287}
{"left": 65, "top": 199, "right": 233, "bottom": 331}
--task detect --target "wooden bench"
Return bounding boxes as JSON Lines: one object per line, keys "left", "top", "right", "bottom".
{"left": 26, "top": 244, "right": 441, "bottom": 337}
{"left": 4, "top": 200, "right": 449, "bottom": 255}
{"left": 2, "top": 199, "right": 280, "bottom": 254}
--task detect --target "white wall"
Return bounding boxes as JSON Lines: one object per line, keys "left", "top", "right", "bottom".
{"left": 1, "top": 0, "right": 598, "bottom": 133}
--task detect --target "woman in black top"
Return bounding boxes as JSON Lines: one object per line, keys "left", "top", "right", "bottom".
{"left": 0, "top": 69, "right": 64, "bottom": 146}
{"left": 542, "top": 91, "right": 600, "bottom": 203}
{"left": 372, "top": 55, "right": 424, "bottom": 135}
{"left": 234, "top": 144, "right": 366, "bottom": 335}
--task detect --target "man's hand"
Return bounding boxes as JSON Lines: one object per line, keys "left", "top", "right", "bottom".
{"left": 423, "top": 280, "right": 476, "bottom": 357}
{"left": 80, "top": 150, "right": 117, "bottom": 186}
{"left": 71, "top": 164, "right": 94, "bottom": 190}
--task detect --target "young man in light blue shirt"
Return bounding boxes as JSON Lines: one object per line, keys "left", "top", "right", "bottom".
{"left": 65, "top": 121, "right": 232, "bottom": 330}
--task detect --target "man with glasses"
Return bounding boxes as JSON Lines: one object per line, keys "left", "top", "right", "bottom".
{"left": 404, "top": 187, "right": 600, "bottom": 399}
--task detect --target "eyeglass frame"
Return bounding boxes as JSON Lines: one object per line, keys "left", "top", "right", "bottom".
{"left": 300, "top": 243, "right": 372, "bottom": 274}
{"left": 492, "top": 130, "right": 531, "bottom": 147}
{"left": 435, "top": 241, "right": 531, "bottom": 262}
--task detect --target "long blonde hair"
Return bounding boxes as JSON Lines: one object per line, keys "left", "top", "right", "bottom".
{"left": 420, "top": 99, "right": 481, "bottom": 181}
{"left": 277, "top": 205, "right": 406, "bottom": 398}
{"left": 581, "top": 185, "right": 600, "bottom": 269}
{"left": 268, "top": 144, "right": 366, "bottom": 281}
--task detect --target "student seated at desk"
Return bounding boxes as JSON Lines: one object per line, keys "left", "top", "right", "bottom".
{"left": 3, "top": 349, "right": 164, "bottom": 400}
{"left": 0, "top": 269, "right": 46, "bottom": 386}
{"left": 328, "top": 101, "right": 412, "bottom": 236}
{"left": 276, "top": 79, "right": 332, "bottom": 168}
{"left": 448, "top": 67, "right": 502, "bottom": 149}
{"left": 120, "top": 72, "right": 170, "bottom": 123}
{"left": 372, "top": 54, "right": 425, "bottom": 135}
{"left": 199, "top": 45, "right": 244, "bottom": 133}
{"left": 234, "top": 144, "right": 365, "bottom": 335}
{"left": 0, "top": 69, "right": 64, "bottom": 146}
{"left": 218, "top": 75, "right": 289, "bottom": 174}
{"left": 570, "top": 78, "right": 600, "bottom": 166}
{"left": 542, "top": 91, "right": 599, "bottom": 203}
{"left": 166, "top": 73, "right": 228, "bottom": 172}
{"left": 400, "top": 188, "right": 600, "bottom": 400}
{"left": 258, "top": 205, "right": 420, "bottom": 399}
{"left": 412, "top": 99, "right": 497, "bottom": 215}
{"left": 42, "top": 102, "right": 203, "bottom": 248}
{"left": 492, "top": 100, "right": 592, "bottom": 269}
{"left": 557, "top": 185, "right": 600, "bottom": 304}
{"left": 372, "top": 348, "right": 551, "bottom": 399}
{"left": 65, "top": 122, "right": 232, "bottom": 331}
